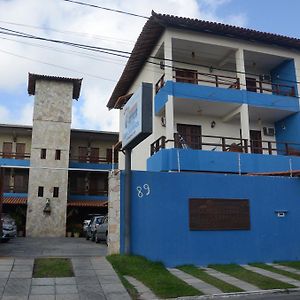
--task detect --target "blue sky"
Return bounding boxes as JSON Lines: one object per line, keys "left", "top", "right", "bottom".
{"left": 0, "top": 0, "right": 299, "bottom": 131}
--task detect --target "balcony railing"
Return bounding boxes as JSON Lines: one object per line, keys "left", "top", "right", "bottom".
{"left": 3, "top": 185, "right": 28, "bottom": 193}
{"left": 150, "top": 134, "right": 300, "bottom": 157}
{"left": 155, "top": 70, "right": 296, "bottom": 98}
{"left": 69, "top": 189, "right": 107, "bottom": 196}
{"left": 69, "top": 155, "right": 115, "bottom": 164}
{"left": 0, "top": 152, "right": 30, "bottom": 160}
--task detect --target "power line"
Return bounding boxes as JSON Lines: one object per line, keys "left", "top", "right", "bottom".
{"left": 0, "top": 24, "right": 299, "bottom": 86}
{"left": 0, "top": 48, "right": 117, "bottom": 82}
{"left": 62, "top": 0, "right": 149, "bottom": 19}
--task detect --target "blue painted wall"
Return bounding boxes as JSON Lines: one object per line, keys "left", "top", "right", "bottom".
{"left": 121, "top": 171, "right": 300, "bottom": 267}
{"left": 275, "top": 112, "right": 300, "bottom": 153}
{"left": 147, "top": 148, "right": 300, "bottom": 173}
{"left": 271, "top": 59, "right": 298, "bottom": 97}
{"left": 0, "top": 158, "right": 30, "bottom": 167}
{"left": 68, "top": 194, "right": 107, "bottom": 201}
{"left": 155, "top": 81, "right": 299, "bottom": 115}
{"left": 69, "top": 162, "right": 117, "bottom": 170}
{"left": 3, "top": 193, "right": 27, "bottom": 198}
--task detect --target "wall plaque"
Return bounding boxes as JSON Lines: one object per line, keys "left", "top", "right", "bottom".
{"left": 189, "top": 198, "right": 250, "bottom": 230}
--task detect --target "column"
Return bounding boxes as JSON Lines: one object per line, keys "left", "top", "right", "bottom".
{"left": 164, "top": 33, "right": 173, "bottom": 81}
{"left": 235, "top": 48, "right": 246, "bottom": 89}
{"left": 240, "top": 104, "right": 250, "bottom": 153}
{"left": 165, "top": 95, "right": 174, "bottom": 148}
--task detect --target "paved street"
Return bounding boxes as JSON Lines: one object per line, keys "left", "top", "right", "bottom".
{"left": 0, "top": 237, "right": 130, "bottom": 300}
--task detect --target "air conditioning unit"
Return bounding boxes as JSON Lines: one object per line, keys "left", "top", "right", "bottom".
{"left": 263, "top": 127, "right": 275, "bottom": 136}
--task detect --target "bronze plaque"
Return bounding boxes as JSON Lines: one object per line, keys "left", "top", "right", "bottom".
{"left": 189, "top": 198, "right": 250, "bottom": 230}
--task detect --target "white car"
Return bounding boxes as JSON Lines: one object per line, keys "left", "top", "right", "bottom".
{"left": 1, "top": 214, "right": 17, "bottom": 240}
{"left": 95, "top": 215, "right": 108, "bottom": 244}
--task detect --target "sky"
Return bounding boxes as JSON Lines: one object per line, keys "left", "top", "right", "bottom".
{"left": 0, "top": 0, "right": 299, "bottom": 132}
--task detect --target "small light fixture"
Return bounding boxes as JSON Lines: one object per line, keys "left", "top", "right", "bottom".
{"left": 191, "top": 51, "right": 195, "bottom": 58}
{"left": 211, "top": 121, "right": 216, "bottom": 128}
{"left": 275, "top": 210, "right": 288, "bottom": 218}
{"left": 160, "top": 61, "right": 165, "bottom": 70}
{"left": 281, "top": 123, "right": 286, "bottom": 130}
{"left": 209, "top": 66, "right": 214, "bottom": 73}
{"left": 43, "top": 198, "right": 51, "bottom": 215}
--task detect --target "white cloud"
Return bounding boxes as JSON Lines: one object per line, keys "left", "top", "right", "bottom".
{"left": 0, "top": 0, "right": 247, "bottom": 131}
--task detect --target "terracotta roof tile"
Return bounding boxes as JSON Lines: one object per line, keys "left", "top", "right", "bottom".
{"left": 2, "top": 196, "right": 27, "bottom": 205}
{"left": 67, "top": 200, "right": 108, "bottom": 207}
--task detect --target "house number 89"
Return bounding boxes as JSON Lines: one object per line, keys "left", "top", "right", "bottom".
{"left": 136, "top": 184, "right": 151, "bottom": 198}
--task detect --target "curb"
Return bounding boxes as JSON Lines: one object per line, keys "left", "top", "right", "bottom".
{"left": 170, "top": 287, "right": 300, "bottom": 299}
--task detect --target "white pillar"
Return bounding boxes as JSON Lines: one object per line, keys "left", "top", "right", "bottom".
{"left": 240, "top": 104, "right": 250, "bottom": 152}
{"left": 236, "top": 48, "right": 246, "bottom": 90}
{"left": 164, "top": 33, "right": 173, "bottom": 81}
{"left": 165, "top": 95, "right": 174, "bottom": 148}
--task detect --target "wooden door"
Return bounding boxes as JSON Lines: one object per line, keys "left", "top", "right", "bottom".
{"left": 177, "top": 124, "right": 202, "bottom": 149}
{"left": 16, "top": 143, "right": 25, "bottom": 159}
{"left": 106, "top": 149, "right": 112, "bottom": 163}
{"left": 2, "top": 142, "right": 12, "bottom": 158}
{"left": 90, "top": 148, "right": 99, "bottom": 163}
{"left": 250, "top": 130, "right": 263, "bottom": 154}
{"left": 14, "top": 174, "right": 27, "bottom": 193}
{"left": 246, "top": 77, "right": 257, "bottom": 92}
{"left": 78, "top": 147, "right": 88, "bottom": 162}
{"left": 175, "top": 69, "right": 198, "bottom": 84}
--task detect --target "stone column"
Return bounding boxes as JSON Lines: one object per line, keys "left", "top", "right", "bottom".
{"left": 236, "top": 48, "right": 247, "bottom": 89}
{"left": 107, "top": 170, "right": 121, "bottom": 255}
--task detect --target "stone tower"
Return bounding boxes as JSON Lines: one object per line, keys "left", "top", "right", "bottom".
{"left": 26, "top": 74, "right": 82, "bottom": 237}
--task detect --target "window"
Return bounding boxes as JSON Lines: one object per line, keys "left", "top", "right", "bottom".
{"left": 38, "top": 186, "right": 44, "bottom": 197}
{"left": 2, "top": 142, "right": 12, "bottom": 158}
{"left": 53, "top": 187, "right": 59, "bottom": 198}
{"left": 41, "top": 149, "right": 47, "bottom": 159}
{"left": 55, "top": 150, "right": 61, "bottom": 160}
{"left": 16, "top": 143, "right": 26, "bottom": 159}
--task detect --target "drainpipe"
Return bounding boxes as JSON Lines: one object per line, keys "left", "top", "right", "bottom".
{"left": 124, "top": 149, "right": 132, "bottom": 254}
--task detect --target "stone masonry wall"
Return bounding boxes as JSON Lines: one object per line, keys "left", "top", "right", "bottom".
{"left": 26, "top": 80, "right": 73, "bottom": 237}
{"left": 107, "top": 170, "right": 121, "bottom": 255}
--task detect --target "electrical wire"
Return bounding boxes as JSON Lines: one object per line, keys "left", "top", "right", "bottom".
{"left": 62, "top": 0, "right": 149, "bottom": 19}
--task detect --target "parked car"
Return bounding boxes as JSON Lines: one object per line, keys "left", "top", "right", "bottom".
{"left": 86, "top": 215, "right": 104, "bottom": 241}
{"left": 1, "top": 214, "right": 17, "bottom": 241}
{"left": 95, "top": 215, "right": 108, "bottom": 244}
{"left": 83, "top": 214, "right": 102, "bottom": 237}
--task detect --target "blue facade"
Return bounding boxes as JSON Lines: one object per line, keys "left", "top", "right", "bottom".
{"left": 69, "top": 161, "right": 117, "bottom": 170}
{"left": 147, "top": 148, "right": 300, "bottom": 173}
{"left": 68, "top": 194, "right": 107, "bottom": 201}
{"left": 121, "top": 171, "right": 300, "bottom": 267}
{"left": 155, "top": 81, "right": 299, "bottom": 115}
{"left": 0, "top": 158, "right": 30, "bottom": 167}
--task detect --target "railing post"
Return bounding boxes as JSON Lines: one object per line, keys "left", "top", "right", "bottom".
{"left": 161, "top": 136, "right": 166, "bottom": 149}
{"left": 291, "top": 86, "right": 295, "bottom": 97}
{"left": 285, "top": 143, "right": 289, "bottom": 155}
{"left": 244, "top": 139, "right": 248, "bottom": 153}
{"left": 236, "top": 78, "right": 240, "bottom": 89}
{"left": 259, "top": 80, "right": 263, "bottom": 93}
{"left": 268, "top": 142, "right": 272, "bottom": 155}
{"left": 215, "top": 75, "right": 219, "bottom": 87}
{"left": 222, "top": 138, "right": 226, "bottom": 151}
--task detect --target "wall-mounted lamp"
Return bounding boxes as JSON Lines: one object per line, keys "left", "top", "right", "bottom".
{"left": 211, "top": 121, "right": 216, "bottom": 128}
{"left": 191, "top": 51, "right": 195, "bottom": 58}
{"left": 281, "top": 123, "right": 286, "bottom": 130}
{"left": 209, "top": 66, "right": 214, "bottom": 73}
{"left": 160, "top": 61, "right": 165, "bottom": 70}
{"left": 43, "top": 198, "right": 51, "bottom": 215}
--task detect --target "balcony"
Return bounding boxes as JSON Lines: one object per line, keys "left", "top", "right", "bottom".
{"left": 148, "top": 134, "right": 300, "bottom": 174}
{"left": 0, "top": 152, "right": 30, "bottom": 167}
{"left": 155, "top": 70, "right": 298, "bottom": 115}
{"left": 69, "top": 154, "right": 117, "bottom": 170}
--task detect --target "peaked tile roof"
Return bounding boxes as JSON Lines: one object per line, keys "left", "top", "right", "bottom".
{"left": 107, "top": 11, "right": 300, "bottom": 109}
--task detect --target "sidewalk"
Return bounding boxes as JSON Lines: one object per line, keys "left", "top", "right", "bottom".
{"left": 0, "top": 256, "right": 130, "bottom": 300}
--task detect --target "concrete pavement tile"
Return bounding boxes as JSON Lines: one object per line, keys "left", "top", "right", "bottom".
{"left": 105, "top": 292, "right": 131, "bottom": 300}
{"left": 0, "top": 259, "right": 14, "bottom": 266}
{"left": 97, "top": 274, "right": 120, "bottom": 284}
{"left": 32, "top": 278, "right": 55, "bottom": 286}
{"left": 14, "top": 259, "right": 34, "bottom": 266}
{"left": 0, "top": 272, "right": 10, "bottom": 279}
{"left": 95, "top": 269, "right": 115, "bottom": 276}
{"left": 2, "top": 296, "right": 28, "bottom": 300}
{"left": 9, "top": 271, "right": 32, "bottom": 278}
{"left": 77, "top": 284, "right": 103, "bottom": 293}
{"left": 101, "top": 283, "right": 129, "bottom": 294}
{"left": 75, "top": 276, "right": 99, "bottom": 285}
{"left": 0, "top": 265, "right": 12, "bottom": 271}
{"left": 0, "top": 278, "right": 8, "bottom": 288}
{"left": 30, "top": 285, "right": 55, "bottom": 295}
{"left": 56, "top": 284, "right": 78, "bottom": 294}
{"left": 3, "top": 278, "right": 31, "bottom": 296}
{"left": 74, "top": 269, "right": 96, "bottom": 276}
{"left": 29, "top": 295, "right": 55, "bottom": 300}
{"left": 12, "top": 265, "right": 33, "bottom": 271}
{"left": 56, "top": 294, "right": 80, "bottom": 300}
{"left": 55, "top": 277, "right": 76, "bottom": 285}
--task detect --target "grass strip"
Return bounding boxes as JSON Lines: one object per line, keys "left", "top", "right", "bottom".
{"left": 250, "top": 263, "right": 300, "bottom": 282}
{"left": 33, "top": 258, "right": 74, "bottom": 278}
{"left": 107, "top": 255, "right": 201, "bottom": 299}
{"left": 209, "top": 264, "right": 295, "bottom": 290}
{"left": 178, "top": 265, "right": 243, "bottom": 293}
{"left": 279, "top": 261, "right": 300, "bottom": 271}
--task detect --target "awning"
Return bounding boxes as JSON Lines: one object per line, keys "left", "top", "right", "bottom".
{"left": 67, "top": 200, "right": 108, "bottom": 207}
{"left": 2, "top": 196, "right": 27, "bottom": 205}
